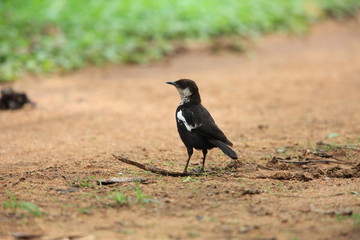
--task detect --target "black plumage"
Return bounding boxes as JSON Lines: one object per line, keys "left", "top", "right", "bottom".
{"left": 0, "top": 88, "right": 34, "bottom": 110}
{"left": 167, "top": 79, "right": 237, "bottom": 173}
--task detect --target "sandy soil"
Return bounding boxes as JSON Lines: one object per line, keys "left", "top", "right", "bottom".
{"left": 1, "top": 19, "right": 360, "bottom": 240}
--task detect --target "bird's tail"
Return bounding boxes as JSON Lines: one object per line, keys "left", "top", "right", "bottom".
{"left": 209, "top": 139, "right": 238, "bottom": 159}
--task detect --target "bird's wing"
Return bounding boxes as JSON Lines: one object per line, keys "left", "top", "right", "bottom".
{"left": 180, "top": 105, "right": 233, "bottom": 146}
{"left": 176, "top": 107, "right": 198, "bottom": 132}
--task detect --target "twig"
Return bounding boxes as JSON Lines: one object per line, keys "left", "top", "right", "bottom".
{"left": 273, "top": 157, "right": 339, "bottom": 164}
{"left": 112, "top": 154, "right": 201, "bottom": 177}
{"left": 343, "top": 146, "right": 360, "bottom": 151}
{"left": 310, "top": 204, "right": 352, "bottom": 216}
{"left": 275, "top": 193, "right": 345, "bottom": 198}
{"left": 98, "top": 177, "right": 148, "bottom": 185}
{"left": 12, "top": 232, "right": 43, "bottom": 240}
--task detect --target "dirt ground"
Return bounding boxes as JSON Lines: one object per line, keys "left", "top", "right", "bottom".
{"left": 1, "top": 19, "right": 360, "bottom": 240}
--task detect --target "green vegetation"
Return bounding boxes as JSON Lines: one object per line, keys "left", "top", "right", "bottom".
{"left": 77, "top": 182, "right": 154, "bottom": 210}
{"left": 134, "top": 182, "right": 153, "bottom": 204}
{"left": 76, "top": 176, "right": 100, "bottom": 188}
{"left": 111, "top": 190, "right": 130, "bottom": 205}
{"left": 320, "top": 0, "right": 360, "bottom": 18}
{"left": 79, "top": 178, "right": 95, "bottom": 188}
{"left": 1, "top": 0, "right": 360, "bottom": 81}
{"left": 107, "top": 182, "right": 155, "bottom": 206}
{"left": 337, "top": 213, "right": 360, "bottom": 226}
{"left": 182, "top": 176, "right": 192, "bottom": 183}
{"left": 327, "top": 132, "right": 340, "bottom": 139}
{"left": 2, "top": 192, "right": 43, "bottom": 217}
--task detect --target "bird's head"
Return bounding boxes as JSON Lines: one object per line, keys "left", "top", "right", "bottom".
{"left": 166, "top": 79, "right": 200, "bottom": 105}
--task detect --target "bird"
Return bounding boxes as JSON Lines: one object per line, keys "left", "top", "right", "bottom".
{"left": 166, "top": 79, "right": 237, "bottom": 173}
{"left": 0, "top": 87, "right": 35, "bottom": 110}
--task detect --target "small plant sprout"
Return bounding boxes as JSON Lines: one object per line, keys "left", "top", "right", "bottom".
{"left": 134, "top": 182, "right": 153, "bottom": 204}
{"left": 327, "top": 133, "right": 340, "bottom": 139}
{"left": 112, "top": 190, "right": 129, "bottom": 205}
{"left": 182, "top": 176, "right": 192, "bottom": 183}
{"left": 78, "top": 176, "right": 99, "bottom": 188}
{"left": 2, "top": 192, "right": 43, "bottom": 217}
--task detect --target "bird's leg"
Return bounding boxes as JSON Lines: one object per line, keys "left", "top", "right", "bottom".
{"left": 201, "top": 149, "right": 208, "bottom": 172}
{"left": 183, "top": 147, "right": 193, "bottom": 173}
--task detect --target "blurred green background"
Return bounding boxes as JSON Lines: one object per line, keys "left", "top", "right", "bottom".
{"left": 1, "top": 0, "right": 359, "bottom": 82}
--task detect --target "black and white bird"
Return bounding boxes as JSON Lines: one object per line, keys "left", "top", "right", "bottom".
{"left": 167, "top": 79, "right": 237, "bottom": 173}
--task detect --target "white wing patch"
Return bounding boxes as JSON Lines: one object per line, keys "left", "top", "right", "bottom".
{"left": 176, "top": 110, "right": 200, "bottom": 132}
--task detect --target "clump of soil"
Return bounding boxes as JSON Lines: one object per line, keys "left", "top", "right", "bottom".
{"left": 257, "top": 143, "right": 360, "bottom": 181}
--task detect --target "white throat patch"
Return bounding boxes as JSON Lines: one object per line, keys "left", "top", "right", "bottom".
{"left": 177, "top": 87, "right": 192, "bottom": 105}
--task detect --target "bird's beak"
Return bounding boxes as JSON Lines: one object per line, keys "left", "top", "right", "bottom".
{"left": 166, "top": 81, "right": 177, "bottom": 86}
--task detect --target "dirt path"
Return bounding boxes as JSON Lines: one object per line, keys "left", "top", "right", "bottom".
{"left": 1, "top": 19, "right": 360, "bottom": 240}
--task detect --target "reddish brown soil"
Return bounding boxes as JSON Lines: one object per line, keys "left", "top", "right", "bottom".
{"left": 1, "top": 20, "right": 360, "bottom": 240}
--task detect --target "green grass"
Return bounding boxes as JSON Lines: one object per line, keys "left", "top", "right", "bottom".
{"left": 111, "top": 190, "right": 129, "bottom": 205}
{"left": 134, "top": 182, "right": 153, "bottom": 204}
{"left": 76, "top": 176, "right": 100, "bottom": 188}
{"left": 1, "top": 0, "right": 360, "bottom": 81}
{"left": 2, "top": 192, "right": 43, "bottom": 217}
{"left": 337, "top": 213, "right": 360, "bottom": 226}
{"left": 78, "top": 182, "right": 154, "bottom": 209}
